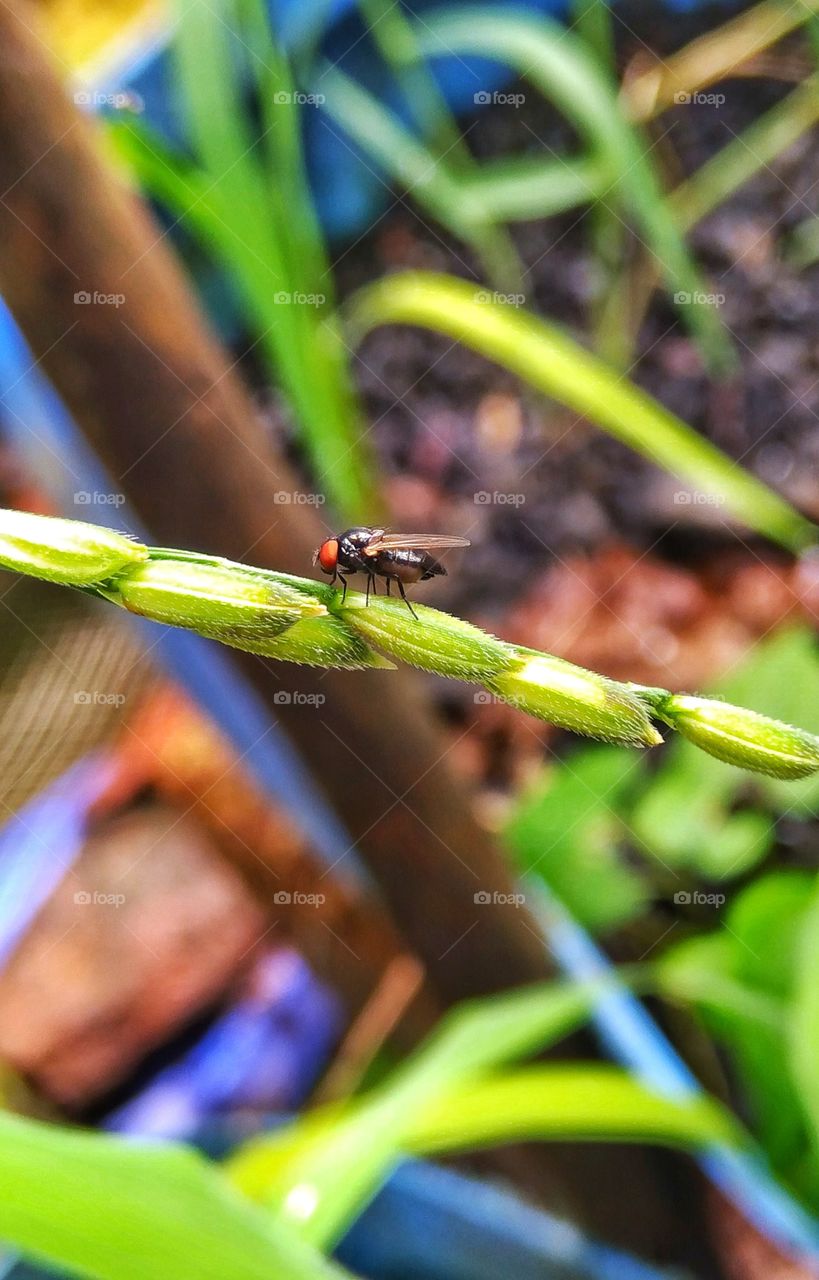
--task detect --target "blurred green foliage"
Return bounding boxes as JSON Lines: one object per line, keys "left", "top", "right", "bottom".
{"left": 508, "top": 629, "right": 819, "bottom": 934}
{"left": 108, "top": 0, "right": 378, "bottom": 520}
{"left": 506, "top": 626, "right": 819, "bottom": 1209}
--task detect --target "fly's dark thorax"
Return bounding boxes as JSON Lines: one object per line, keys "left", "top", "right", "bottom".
{"left": 337, "top": 527, "right": 384, "bottom": 574}
{"left": 374, "top": 548, "right": 446, "bottom": 584}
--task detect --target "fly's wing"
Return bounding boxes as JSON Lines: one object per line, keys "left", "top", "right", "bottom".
{"left": 363, "top": 532, "right": 471, "bottom": 556}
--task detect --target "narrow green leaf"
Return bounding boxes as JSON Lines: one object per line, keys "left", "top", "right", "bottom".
{"left": 407, "top": 1065, "right": 740, "bottom": 1153}
{"left": 347, "top": 272, "right": 815, "bottom": 553}
{"left": 660, "top": 928, "right": 806, "bottom": 1172}
{"left": 789, "top": 880, "right": 819, "bottom": 1166}
{"left": 0, "top": 1111, "right": 347, "bottom": 1280}
{"left": 415, "top": 6, "right": 734, "bottom": 369}
{"left": 236, "top": 981, "right": 602, "bottom": 1245}
{"left": 458, "top": 154, "right": 607, "bottom": 222}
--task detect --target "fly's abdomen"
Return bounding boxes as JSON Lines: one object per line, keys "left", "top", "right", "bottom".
{"left": 418, "top": 551, "right": 445, "bottom": 581}
{"left": 374, "top": 548, "right": 445, "bottom": 583}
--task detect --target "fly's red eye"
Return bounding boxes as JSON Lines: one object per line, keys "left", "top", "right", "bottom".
{"left": 318, "top": 539, "right": 338, "bottom": 573}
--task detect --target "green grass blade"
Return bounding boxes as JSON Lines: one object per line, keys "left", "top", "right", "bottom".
{"left": 789, "top": 880, "right": 819, "bottom": 1166}
{"left": 235, "top": 2, "right": 379, "bottom": 516}
{"left": 458, "top": 154, "right": 607, "bottom": 222}
{"left": 673, "top": 75, "right": 819, "bottom": 233}
{"left": 233, "top": 980, "right": 603, "bottom": 1245}
{"left": 239, "top": 0, "right": 330, "bottom": 301}
{"left": 408, "top": 1065, "right": 740, "bottom": 1153}
{"left": 570, "top": 0, "right": 616, "bottom": 81}
{"left": 317, "top": 63, "right": 486, "bottom": 240}
{"left": 353, "top": 0, "right": 525, "bottom": 289}
{"left": 172, "top": 0, "right": 270, "bottom": 242}
{"left": 346, "top": 271, "right": 815, "bottom": 552}
{"left": 0, "top": 1111, "right": 347, "bottom": 1280}
{"left": 109, "top": 103, "right": 378, "bottom": 516}
{"left": 414, "top": 5, "right": 735, "bottom": 372}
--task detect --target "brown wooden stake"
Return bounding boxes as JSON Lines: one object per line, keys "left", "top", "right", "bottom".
{"left": 0, "top": 2, "right": 709, "bottom": 1257}
{"left": 0, "top": 0, "right": 544, "bottom": 1005}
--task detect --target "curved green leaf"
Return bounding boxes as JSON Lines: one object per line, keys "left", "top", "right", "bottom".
{"left": 408, "top": 1065, "right": 740, "bottom": 1153}
{"left": 347, "top": 271, "right": 815, "bottom": 552}
{"left": 232, "top": 980, "right": 603, "bottom": 1245}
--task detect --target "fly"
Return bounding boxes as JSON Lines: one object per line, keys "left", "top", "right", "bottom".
{"left": 313, "top": 527, "right": 471, "bottom": 619}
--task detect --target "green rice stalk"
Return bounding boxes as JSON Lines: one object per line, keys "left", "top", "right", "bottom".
{"left": 2, "top": 508, "right": 818, "bottom": 775}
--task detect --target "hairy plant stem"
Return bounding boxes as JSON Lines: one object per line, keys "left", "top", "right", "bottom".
{"left": 1, "top": 508, "right": 818, "bottom": 779}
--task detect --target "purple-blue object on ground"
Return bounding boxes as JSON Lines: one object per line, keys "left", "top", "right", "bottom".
{"left": 105, "top": 949, "right": 343, "bottom": 1137}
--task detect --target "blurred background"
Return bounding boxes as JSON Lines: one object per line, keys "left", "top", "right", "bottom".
{"left": 1, "top": 0, "right": 819, "bottom": 1275}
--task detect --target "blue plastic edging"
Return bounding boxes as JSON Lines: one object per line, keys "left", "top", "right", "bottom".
{"left": 527, "top": 878, "right": 819, "bottom": 1272}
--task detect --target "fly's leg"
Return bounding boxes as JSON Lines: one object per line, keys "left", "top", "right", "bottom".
{"left": 365, "top": 574, "right": 378, "bottom": 606}
{"left": 385, "top": 578, "right": 392, "bottom": 597}
{"left": 338, "top": 574, "right": 349, "bottom": 606}
{"left": 396, "top": 578, "right": 418, "bottom": 620}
